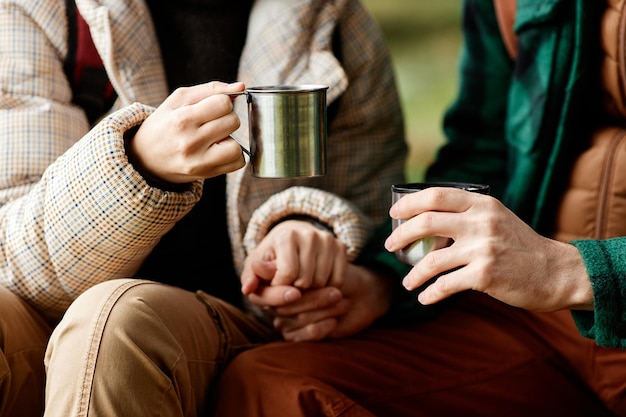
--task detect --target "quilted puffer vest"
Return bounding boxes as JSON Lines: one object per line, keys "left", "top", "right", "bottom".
{"left": 496, "top": 0, "right": 626, "bottom": 242}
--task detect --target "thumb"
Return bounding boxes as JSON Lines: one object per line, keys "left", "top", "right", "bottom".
{"left": 241, "top": 259, "right": 276, "bottom": 294}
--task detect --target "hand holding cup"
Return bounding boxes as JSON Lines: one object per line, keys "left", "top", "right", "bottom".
{"left": 385, "top": 182, "right": 596, "bottom": 312}
{"left": 388, "top": 182, "right": 490, "bottom": 265}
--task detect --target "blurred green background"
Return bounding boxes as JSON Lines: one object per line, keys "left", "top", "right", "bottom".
{"left": 360, "top": 1, "right": 463, "bottom": 182}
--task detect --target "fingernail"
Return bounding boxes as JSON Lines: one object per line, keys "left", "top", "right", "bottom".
{"left": 417, "top": 292, "right": 430, "bottom": 305}
{"left": 284, "top": 288, "right": 298, "bottom": 302}
{"left": 328, "top": 289, "right": 342, "bottom": 303}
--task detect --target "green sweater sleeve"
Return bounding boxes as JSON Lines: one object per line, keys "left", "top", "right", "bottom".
{"left": 570, "top": 238, "right": 626, "bottom": 348}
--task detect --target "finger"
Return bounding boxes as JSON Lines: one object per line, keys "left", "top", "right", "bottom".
{"left": 390, "top": 187, "right": 483, "bottom": 220}
{"left": 273, "top": 287, "right": 343, "bottom": 316}
{"left": 274, "top": 297, "right": 347, "bottom": 333}
{"left": 247, "top": 285, "right": 302, "bottom": 307}
{"left": 310, "top": 236, "right": 345, "bottom": 288}
{"left": 299, "top": 239, "right": 347, "bottom": 289}
{"left": 281, "top": 318, "right": 338, "bottom": 342}
{"left": 402, "top": 241, "right": 470, "bottom": 291}
{"left": 327, "top": 241, "right": 347, "bottom": 288}
{"left": 211, "top": 81, "right": 245, "bottom": 96}
{"left": 241, "top": 259, "right": 276, "bottom": 295}
{"left": 271, "top": 241, "right": 300, "bottom": 286}
{"left": 291, "top": 232, "right": 331, "bottom": 288}
{"left": 172, "top": 137, "right": 245, "bottom": 180}
{"left": 190, "top": 97, "right": 241, "bottom": 140}
{"left": 166, "top": 81, "right": 245, "bottom": 107}
{"left": 289, "top": 234, "right": 317, "bottom": 288}
{"left": 202, "top": 137, "right": 246, "bottom": 173}
{"left": 417, "top": 265, "right": 474, "bottom": 305}
{"left": 385, "top": 214, "right": 435, "bottom": 253}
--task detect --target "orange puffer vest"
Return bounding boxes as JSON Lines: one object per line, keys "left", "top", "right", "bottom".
{"left": 496, "top": 0, "right": 626, "bottom": 242}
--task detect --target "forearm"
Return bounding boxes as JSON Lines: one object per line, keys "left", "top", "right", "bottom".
{"left": 0, "top": 104, "right": 202, "bottom": 321}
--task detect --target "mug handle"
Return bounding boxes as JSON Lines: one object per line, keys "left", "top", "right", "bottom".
{"left": 226, "top": 91, "right": 251, "bottom": 157}
{"left": 229, "top": 135, "right": 251, "bottom": 157}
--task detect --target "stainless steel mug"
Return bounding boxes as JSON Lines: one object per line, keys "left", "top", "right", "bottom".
{"left": 391, "top": 182, "right": 490, "bottom": 265}
{"left": 232, "top": 85, "right": 328, "bottom": 178}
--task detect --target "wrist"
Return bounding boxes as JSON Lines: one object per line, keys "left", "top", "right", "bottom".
{"left": 124, "top": 126, "right": 191, "bottom": 192}
{"left": 550, "top": 240, "right": 594, "bottom": 311}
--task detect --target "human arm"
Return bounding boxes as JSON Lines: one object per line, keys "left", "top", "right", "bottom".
{"left": 0, "top": 3, "right": 190, "bottom": 321}
{"left": 229, "top": 0, "right": 412, "bottom": 339}
{"left": 243, "top": 214, "right": 423, "bottom": 341}
{"left": 241, "top": 225, "right": 396, "bottom": 341}
{"left": 385, "top": 186, "right": 626, "bottom": 348}
{"left": 0, "top": 1, "right": 246, "bottom": 321}
{"left": 385, "top": 187, "right": 594, "bottom": 312}
{"left": 228, "top": 0, "right": 407, "bottom": 272}
{"left": 416, "top": 1, "right": 625, "bottom": 348}
{"left": 0, "top": 101, "right": 204, "bottom": 321}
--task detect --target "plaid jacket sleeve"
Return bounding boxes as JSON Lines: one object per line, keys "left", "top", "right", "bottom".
{"left": 0, "top": 2, "right": 201, "bottom": 321}
{"left": 227, "top": 0, "right": 408, "bottom": 271}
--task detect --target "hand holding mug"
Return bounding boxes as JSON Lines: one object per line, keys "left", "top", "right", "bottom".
{"left": 385, "top": 183, "right": 594, "bottom": 312}
{"left": 129, "top": 81, "right": 246, "bottom": 184}
{"left": 389, "top": 182, "right": 490, "bottom": 265}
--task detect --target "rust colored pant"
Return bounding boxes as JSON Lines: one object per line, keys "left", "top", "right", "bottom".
{"left": 214, "top": 292, "right": 626, "bottom": 417}
{"left": 0, "top": 286, "right": 51, "bottom": 417}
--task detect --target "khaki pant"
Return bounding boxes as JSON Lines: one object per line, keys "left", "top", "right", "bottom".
{"left": 40, "top": 279, "right": 277, "bottom": 417}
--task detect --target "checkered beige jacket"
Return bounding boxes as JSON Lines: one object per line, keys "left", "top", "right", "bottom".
{"left": 0, "top": 0, "right": 407, "bottom": 321}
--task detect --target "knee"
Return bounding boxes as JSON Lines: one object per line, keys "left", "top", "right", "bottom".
{"left": 50, "top": 279, "right": 218, "bottom": 366}
{"left": 51, "top": 279, "right": 178, "bottom": 351}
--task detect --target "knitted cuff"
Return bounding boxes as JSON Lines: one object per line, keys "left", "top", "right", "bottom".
{"left": 243, "top": 186, "right": 370, "bottom": 262}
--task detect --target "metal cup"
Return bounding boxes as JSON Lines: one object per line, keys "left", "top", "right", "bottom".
{"left": 232, "top": 85, "right": 328, "bottom": 178}
{"left": 391, "top": 182, "right": 490, "bottom": 265}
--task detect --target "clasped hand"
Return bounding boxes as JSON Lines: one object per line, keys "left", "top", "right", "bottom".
{"left": 242, "top": 220, "right": 391, "bottom": 342}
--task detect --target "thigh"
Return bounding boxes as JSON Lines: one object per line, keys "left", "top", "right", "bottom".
{"left": 592, "top": 344, "right": 626, "bottom": 416}
{"left": 0, "top": 286, "right": 51, "bottom": 417}
{"left": 215, "top": 292, "right": 613, "bottom": 417}
{"left": 45, "top": 279, "right": 277, "bottom": 417}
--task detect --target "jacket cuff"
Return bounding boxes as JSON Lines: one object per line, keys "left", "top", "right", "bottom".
{"left": 570, "top": 238, "right": 626, "bottom": 348}
{"left": 243, "top": 186, "right": 370, "bottom": 261}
